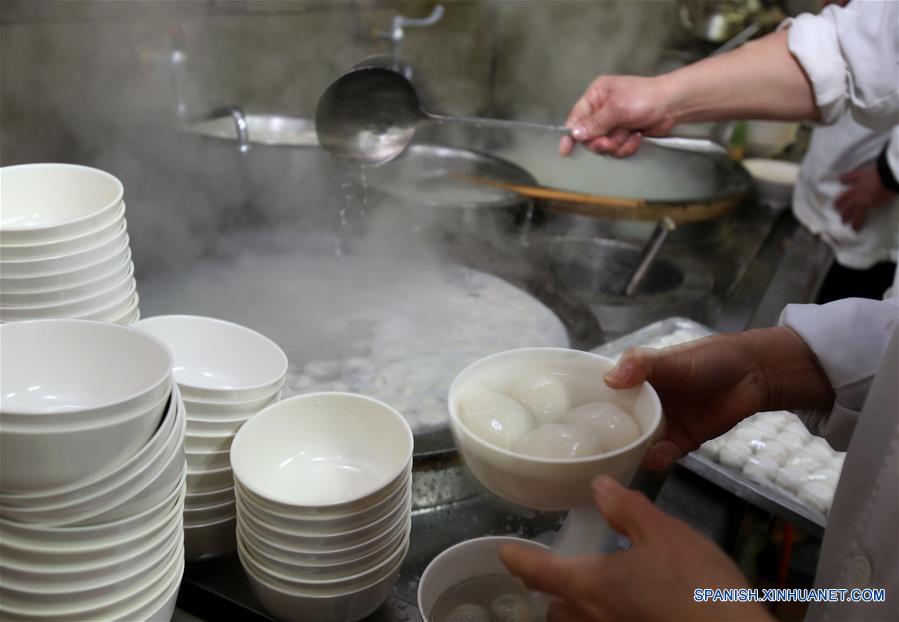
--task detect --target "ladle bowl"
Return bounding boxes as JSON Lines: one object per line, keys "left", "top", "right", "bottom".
{"left": 448, "top": 348, "right": 663, "bottom": 512}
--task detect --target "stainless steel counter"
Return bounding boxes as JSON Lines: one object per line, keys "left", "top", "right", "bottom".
{"left": 175, "top": 205, "right": 834, "bottom": 621}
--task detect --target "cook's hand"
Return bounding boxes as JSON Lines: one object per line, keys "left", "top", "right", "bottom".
{"left": 501, "top": 476, "right": 773, "bottom": 622}
{"left": 560, "top": 75, "right": 676, "bottom": 157}
{"left": 604, "top": 328, "right": 834, "bottom": 470}
{"left": 835, "top": 164, "right": 895, "bottom": 231}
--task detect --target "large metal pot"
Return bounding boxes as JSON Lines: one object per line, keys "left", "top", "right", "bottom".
{"left": 360, "top": 144, "right": 538, "bottom": 244}
{"left": 186, "top": 113, "right": 348, "bottom": 230}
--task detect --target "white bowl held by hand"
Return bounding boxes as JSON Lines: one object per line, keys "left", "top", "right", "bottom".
{"left": 448, "top": 348, "right": 662, "bottom": 511}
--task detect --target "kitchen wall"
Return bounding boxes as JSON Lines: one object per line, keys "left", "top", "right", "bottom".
{"left": 0, "top": 0, "right": 680, "bottom": 270}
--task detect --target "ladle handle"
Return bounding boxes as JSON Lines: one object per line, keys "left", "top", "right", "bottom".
{"left": 428, "top": 113, "right": 727, "bottom": 155}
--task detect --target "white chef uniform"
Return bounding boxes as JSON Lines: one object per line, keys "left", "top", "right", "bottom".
{"left": 779, "top": 2, "right": 899, "bottom": 621}
{"left": 792, "top": 118, "right": 899, "bottom": 270}
{"left": 781, "top": 299, "right": 898, "bottom": 622}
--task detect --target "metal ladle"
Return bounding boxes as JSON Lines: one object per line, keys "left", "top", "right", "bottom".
{"left": 315, "top": 66, "right": 727, "bottom": 166}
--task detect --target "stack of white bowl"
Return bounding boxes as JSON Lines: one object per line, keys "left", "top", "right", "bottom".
{"left": 230, "top": 393, "right": 414, "bottom": 622}
{"left": 134, "top": 315, "right": 288, "bottom": 561}
{"left": 0, "top": 320, "right": 186, "bottom": 621}
{"left": 0, "top": 163, "right": 139, "bottom": 325}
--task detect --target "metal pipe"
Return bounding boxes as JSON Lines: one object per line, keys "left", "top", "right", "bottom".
{"left": 623, "top": 217, "right": 677, "bottom": 296}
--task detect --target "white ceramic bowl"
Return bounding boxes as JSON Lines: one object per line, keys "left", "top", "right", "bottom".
{"left": 745, "top": 121, "right": 799, "bottom": 157}
{"left": 185, "top": 429, "right": 235, "bottom": 454}
{"left": 0, "top": 537, "right": 181, "bottom": 614}
{"left": 238, "top": 517, "right": 409, "bottom": 581}
{"left": 236, "top": 506, "right": 410, "bottom": 565}
{"left": 107, "top": 294, "right": 140, "bottom": 326}
{"left": 182, "top": 386, "right": 282, "bottom": 417}
{"left": 0, "top": 486, "right": 184, "bottom": 569}
{"left": 0, "top": 514, "right": 182, "bottom": 590}
{"left": 0, "top": 226, "right": 128, "bottom": 279}
{"left": 231, "top": 392, "right": 414, "bottom": 509}
{"left": 0, "top": 270, "right": 135, "bottom": 321}
{"left": 0, "top": 521, "right": 181, "bottom": 599}
{"left": 448, "top": 348, "right": 663, "bottom": 511}
{"left": 237, "top": 490, "right": 411, "bottom": 548}
{"left": 117, "top": 557, "right": 183, "bottom": 622}
{"left": 0, "top": 206, "right": 125, "bottom": 261}
{"left": 0, "top": 245, "right": 129, "bottom": 294}
{"left": 184, "top": 515, "right": 236, "bottom": 561}
{"left": 234, "top": 470, "right": 410, "bottom": 533}
{"left": 0, "top": 479, "right": 185, "bottom": 563}
{"left": 743, "top": 158, "right": 800, "bottom": 208}
{"left": 0, "top": 320, "right": 172, "bottom": 418}
{"left": 239, "top": 536, "right": 405, "bottom": 622}
{"left": 0, "top": 387, "right": 173, "bottom": 495}
{"left": 0, "top": 546, "right": 184, "bottom": 622}
{"left": 135, "top": 315, "right": 288, "bottom": 400}
{"left": 183, "top": 499, "right": 235, "bottom": 525}
{"left": 186, "top": 414, "right": 252, "bottom": 436}
{"left": 186, "top": 448, "right": 231, "bottom": 471}
{"left": 417, "top": 536, "right": 547, "bottom": 622}
{"left": 186, "top": 464, "right": 235, "bottom": 493}
{"left": 0, "top": 164, "right": 124, "bottom": 246}
{"left": 238, "top": 527, "right": 409, "bottom": 590}
{"left": 237, "top": 494, "right": 411, "bottom": 553}
{"left": 0, "top": 258, "right": 132, "bottom": 307}
{"left": 74, "top": 433, "right": 186, "bottom": 527}
{"left": 0, "top": 386, "right": 180, "bottom": 510}
{"left": 113, "top": 305, "right": 140, "bottom": 326}
{"left": 234, "top": 458, "right": 412, "bottom": 520}
{"left": 185, "top": 486, "right": 234, "bottom": 509}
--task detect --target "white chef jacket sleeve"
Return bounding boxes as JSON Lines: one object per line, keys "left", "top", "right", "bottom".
{"left": 779, "top": 297, "right": 899, "bottom": 451}
{"left": 887, "top": 126, "right": 899, "bottom": 186}
{"left": 787, "top": 2, "right": 899, "bottom": 129}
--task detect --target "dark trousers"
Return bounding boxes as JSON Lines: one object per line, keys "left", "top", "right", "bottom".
{"left": 816, "top": 260, "right": 897, "bottom": 304}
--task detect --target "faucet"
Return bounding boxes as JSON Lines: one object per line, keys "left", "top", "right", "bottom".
{"left": 379, "top": 4, "right": 445, "bottom": 79}
{"left": 207, "top": 106, "right": 250, "bottom": 154}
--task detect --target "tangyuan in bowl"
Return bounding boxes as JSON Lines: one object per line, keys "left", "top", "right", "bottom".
{"left": 448, "top": 348, "right": 662, "bottom": 511}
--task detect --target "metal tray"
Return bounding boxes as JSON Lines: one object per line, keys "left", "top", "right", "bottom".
{"left": 592, "top": 317, "right": 826, "bottom": 535}
{"left": 592, "top": 316, "right": 714, "bottom": 360}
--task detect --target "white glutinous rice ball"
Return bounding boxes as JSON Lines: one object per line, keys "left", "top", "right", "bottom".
{"left": 783, "top": 422, "right": 812, "bottom": 441}
{"left": 755, "top": 439, "right": 790, "bottom": 465}
{"left": 806, "top": 467, "right": 840, "bottom": 487}
{"left": 786, "top": 450, "right": 824, "bottom": 472}
{"left": 446, "top": 603, "right": 491, "bottom": 622}
{"left": 744, "top": 419, "right": 779, "bottom": 437}
{"left": 457, "top": 385, "right": 535, "bottom": 450}
{"left": 719, "top": 440, "right": 752, "bottom": 469}
{"left": 562, "top": 402, "right": 641, "bottom": 451}
{"left": 777, "top": 432, "right": 807, "bottom": 451}
{"left": 760, "top": 411, "right": 793, "bottom": 429}
{"left": 804, "top": 436, "right": 835, "bottom": 460}
{"left": 830, "top": 453, "right": 846, "bottom": 471}
{"left": 742, "top": 455, "right": 780, "bottom": 484}
{"left": 774, "top": 464, "right": 807, "bottom": 493}
{"left": 507, "top": 374, "right": 570, "bottom": 425}
{"left": 491, "top": 594, "right": 537, "bottom": 622}
{"left": 514, "top": 423, "right": 604, "bottom": 459}
{"left": 731, "top": 425, "right": 770, "bottom": 444}
{"left": 698, "top": 436, "right": 725, "bottom": 461}
{"left": 798, "top": 480, "right": 835, "bottom": 514}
